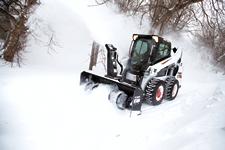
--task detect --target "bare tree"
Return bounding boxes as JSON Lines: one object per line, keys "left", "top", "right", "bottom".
{"left": 96, "top": 0, "right": 204, "bottom": 34}
{"left": 194, "top": 0, "right": 225, "bottom": 66}
{"left": 0, "top": 0, "right": 40, "bottom": 65}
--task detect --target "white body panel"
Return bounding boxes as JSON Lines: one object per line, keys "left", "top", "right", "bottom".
{"left": 141, "top": 49, "right": 183, "bottom": 90}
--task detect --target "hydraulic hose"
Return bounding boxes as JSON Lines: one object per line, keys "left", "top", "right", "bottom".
{"left": 116, "top": 55, "right": 123, "bottom": 75}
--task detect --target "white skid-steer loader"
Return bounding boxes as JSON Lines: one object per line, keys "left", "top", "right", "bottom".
{"left": 80, "top": 34, "right": 183, "bottom": 113}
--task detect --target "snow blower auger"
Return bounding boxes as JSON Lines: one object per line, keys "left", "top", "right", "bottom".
{"left": 80, "top": 34, "right": 183, "bottom": 113}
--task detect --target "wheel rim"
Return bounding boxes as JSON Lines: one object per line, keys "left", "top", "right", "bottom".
{"left": 156, "top": 85, "right": 164, "bottom": 101}
{"left": 172, "top": 83, "right": 178, "bottom": 97}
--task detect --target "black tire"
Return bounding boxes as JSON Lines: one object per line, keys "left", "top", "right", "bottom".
{"left": 165, "top": 77, "right": 179, "bottom": 100}
{"left": 144, "top": 79, "right": 166, "bottom": 105}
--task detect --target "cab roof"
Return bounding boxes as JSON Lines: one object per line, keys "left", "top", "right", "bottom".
{"left": 132, "top": 34, "right": 171, "bottom": 46}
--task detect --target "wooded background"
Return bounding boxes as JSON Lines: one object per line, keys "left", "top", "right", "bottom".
{"left": 96, "top": 0, "right": 225, "bottom": 69}
{"left": 0, "top": 0, "right": 224, "bottom": 70}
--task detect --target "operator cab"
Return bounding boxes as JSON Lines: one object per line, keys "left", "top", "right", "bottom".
{"left": 128, "top": 35, "right": 171, "bottom": 72}
{"left": 122, "top": 35, "right": 172, "bottom": 84}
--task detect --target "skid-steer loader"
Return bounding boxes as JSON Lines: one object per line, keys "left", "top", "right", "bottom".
{"left": 80, "top": 34, "right": 183, "bottom": 112}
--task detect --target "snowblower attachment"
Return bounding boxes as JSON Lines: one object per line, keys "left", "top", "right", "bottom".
{"left": 80, "top": 43, "right": 144, "bottom": 111}
{"left": 80, "top": 71, "right": 143, "bottom": 111}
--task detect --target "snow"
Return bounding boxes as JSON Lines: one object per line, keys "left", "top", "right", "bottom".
{"left": 1, "top": 0, "right": 225, "bottom": 150}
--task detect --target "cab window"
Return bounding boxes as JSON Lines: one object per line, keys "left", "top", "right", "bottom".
{"left": 133, "top": 39, "right": 149, "bottom": 56}
{"left": 152, "top": 43, "right": 170, "bottom": 63}
{"left": 130, "top": 38, "right": 155, "bottom": 67}
{"left": 158, "top": 43, "right": 170, "bottom": 57}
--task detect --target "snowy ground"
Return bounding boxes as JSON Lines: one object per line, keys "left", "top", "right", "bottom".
{"left": 0, "top": 0, "right": 225, "bottom": 150}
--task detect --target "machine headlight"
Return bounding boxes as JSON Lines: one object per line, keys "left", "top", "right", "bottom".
{"left": 152, "top": 36, "right": 159, "bottom": 43}
{"left": 133, "top": 34, "right": 139, "bottom": 40}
